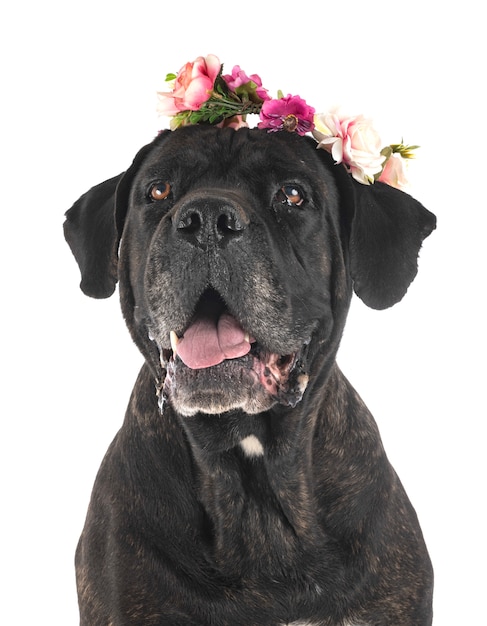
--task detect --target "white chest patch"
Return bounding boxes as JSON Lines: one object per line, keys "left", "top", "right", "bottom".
{"left": 239, "top": 435, "right": 264, "bottom": 457}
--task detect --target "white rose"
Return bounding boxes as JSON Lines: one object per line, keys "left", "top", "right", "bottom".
{"left": 313, "top": 112, "right": 385, "bottom": 184}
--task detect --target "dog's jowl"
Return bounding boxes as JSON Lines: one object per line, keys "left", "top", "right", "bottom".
{"left": 65, "top": 125, "right": 435, "bottom": 625}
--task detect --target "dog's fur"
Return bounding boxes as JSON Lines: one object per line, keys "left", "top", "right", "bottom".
{"left": 65, "top": 125, "right": 436, "bottom": 625}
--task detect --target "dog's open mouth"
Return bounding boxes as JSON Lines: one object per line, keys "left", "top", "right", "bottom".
{"left": 168, "top": 289, "right": 254, "bottom": 370}
{"left": 158, "top": 289, "right": 309, "bottom": 415}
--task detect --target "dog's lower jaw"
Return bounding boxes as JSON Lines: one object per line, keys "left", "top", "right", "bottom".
{"left": 159, "top": 345, "right": 310, "bottom": 417}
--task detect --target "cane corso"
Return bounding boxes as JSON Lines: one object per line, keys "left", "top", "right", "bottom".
{"left": 64, "top": 125, "right": 435, "bottom": 625}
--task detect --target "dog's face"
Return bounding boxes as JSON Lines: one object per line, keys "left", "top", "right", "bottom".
{"left": 121, "top": 127, "right": 346, "bottom": 416}
{"left": 65, "top": 125, "right": 436, "bottom": 418}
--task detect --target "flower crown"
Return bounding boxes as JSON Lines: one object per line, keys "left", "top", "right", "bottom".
{"left": 157, "top": 54, "right": 417, "bottom": 189}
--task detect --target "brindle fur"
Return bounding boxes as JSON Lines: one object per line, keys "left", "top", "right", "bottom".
{"left": 65, "top": 126, "right": 435, "bottom": 625}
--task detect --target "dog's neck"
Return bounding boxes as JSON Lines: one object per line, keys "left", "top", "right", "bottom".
{"left": 127, "top": 361, "right": 385, "bottom": 585}
{"left": 182, "top": 418, "right": 323, "bottom": 577}
{"left": 169, "top": 366, "right": 348, "bottom": 578}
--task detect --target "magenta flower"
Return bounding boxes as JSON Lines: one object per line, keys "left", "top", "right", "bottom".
{"left": 258, "top": 94, "right": 315, "bottom": 135}
{"left": 222, "top": 65, "right": 269, "bottom": 102}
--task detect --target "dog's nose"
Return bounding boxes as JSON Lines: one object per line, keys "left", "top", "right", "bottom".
{"left": 174, "top": 196, "right": 249, "bottom": 249}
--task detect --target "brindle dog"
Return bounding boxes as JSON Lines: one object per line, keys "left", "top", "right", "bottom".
{"left": 64, "top": 125, "right": 435, "bottom": 625}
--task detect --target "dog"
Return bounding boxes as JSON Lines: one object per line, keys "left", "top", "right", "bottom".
{"left": 64, "top": 124, "right": 435, "bottom": 625}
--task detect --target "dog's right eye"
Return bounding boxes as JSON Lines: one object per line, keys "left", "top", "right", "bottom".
{"left": 148, "top": 182, "right": 171, "bottom": 202}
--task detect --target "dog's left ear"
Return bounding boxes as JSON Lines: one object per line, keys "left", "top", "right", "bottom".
{"left": 64, "top": 142, "right": 154, "bottom": 298}
{"left": 327, "top": 154, "right": 437, "bottom": 309}
{"left": 347, "top": 180, "right": 436, "bottom": 309}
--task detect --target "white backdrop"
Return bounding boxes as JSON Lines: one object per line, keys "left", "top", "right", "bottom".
{"left": 2, "top": 2, "right": 485, "bottom": 624}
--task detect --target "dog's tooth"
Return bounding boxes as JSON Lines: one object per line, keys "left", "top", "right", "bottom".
{"left": 244, "top": 332, "right": 250, "bottom": 343}
{"left": 170, "top": 331, "right": 179, "bottom": 358}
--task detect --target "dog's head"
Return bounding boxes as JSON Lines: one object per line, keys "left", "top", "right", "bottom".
{"left": 64, "top": 125, "right": 435, "bottom": 417}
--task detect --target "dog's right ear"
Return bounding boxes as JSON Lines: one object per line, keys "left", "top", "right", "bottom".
{"left": 64, "top": 174, "right": 122, "bottom": 298}
{"left": 64, "top": 141, "right": 155, "bottom": 298}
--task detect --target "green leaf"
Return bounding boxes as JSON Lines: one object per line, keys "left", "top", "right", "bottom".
{"left": 390, "top": 143, "right": 420, "bottom": 159}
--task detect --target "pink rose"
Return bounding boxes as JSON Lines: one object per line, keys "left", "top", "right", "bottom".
{"left": 378, "top": 153, "right": 409, "bottom": 189}
{"left": 222, "top": 65, "right": 269, "bottom": 102}
{"left": 157, "top": 54, "right": 221, "bottom": 116}
{"left": 258, "top": 94, "right": 315, "bottom": 135}
{"left": 313, "top": 112, "right": 385, "bottom": 184}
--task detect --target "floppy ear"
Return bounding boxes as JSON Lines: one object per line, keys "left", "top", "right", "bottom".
{"left": 64, "top": 175, "right": 122, "bottom": 298}
{"left": 322, "top": 148, "right": 437, "bottom": 310}
{"left": 63, "top": 142, "right": 155, "bottom": 298}
{"left": 347, "top": 180, "right": 436, "bottom": 309}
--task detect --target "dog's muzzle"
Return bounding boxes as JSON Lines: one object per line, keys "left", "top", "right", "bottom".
{"left": 146, "top": 191, "right": 311, "bottom": 417}
{"left": 158, "top": 288, "right": 310, "bottom": 417}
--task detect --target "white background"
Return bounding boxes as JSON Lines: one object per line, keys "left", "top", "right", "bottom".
{"left": 2, "top": 1, "right": 485, "bottom": 624}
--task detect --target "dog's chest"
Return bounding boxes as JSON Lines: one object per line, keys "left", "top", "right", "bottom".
{"left": 282, "top": 620, "right": 368, "bottom": 626}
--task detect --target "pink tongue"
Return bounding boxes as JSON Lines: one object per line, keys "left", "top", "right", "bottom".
{"left": 177, "top": 312, "right": 252, "bottom": 369}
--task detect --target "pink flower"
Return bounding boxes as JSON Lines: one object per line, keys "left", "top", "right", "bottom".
{"left": 258, "top": 94, "right": 315, "bottom": 135}
{"left": 313, "top": 112, "right": 385, "bottom": 184}
{"left": 378, "top": 153, "right": 409, "bottom": 189}
{"left": 157, "top": 54, "right": 221, "bottom": 116}
{"left": 222, "top": 65, "right": 269, "bottom": 102}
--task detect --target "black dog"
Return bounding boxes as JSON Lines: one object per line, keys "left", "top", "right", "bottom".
{"left": 65, "top": 125, "right": 435, "bottom": 625}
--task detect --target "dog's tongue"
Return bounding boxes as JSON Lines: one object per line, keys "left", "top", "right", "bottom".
{"left": 177, "top": 312, "right": 252, "bottom": 369}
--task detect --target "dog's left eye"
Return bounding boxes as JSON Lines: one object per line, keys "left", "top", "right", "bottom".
{"left": 276, "top": 185, "right": 305, "bottom": 207}
{"left": 148, "top": 182, "right": 171, "bottom": 202}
